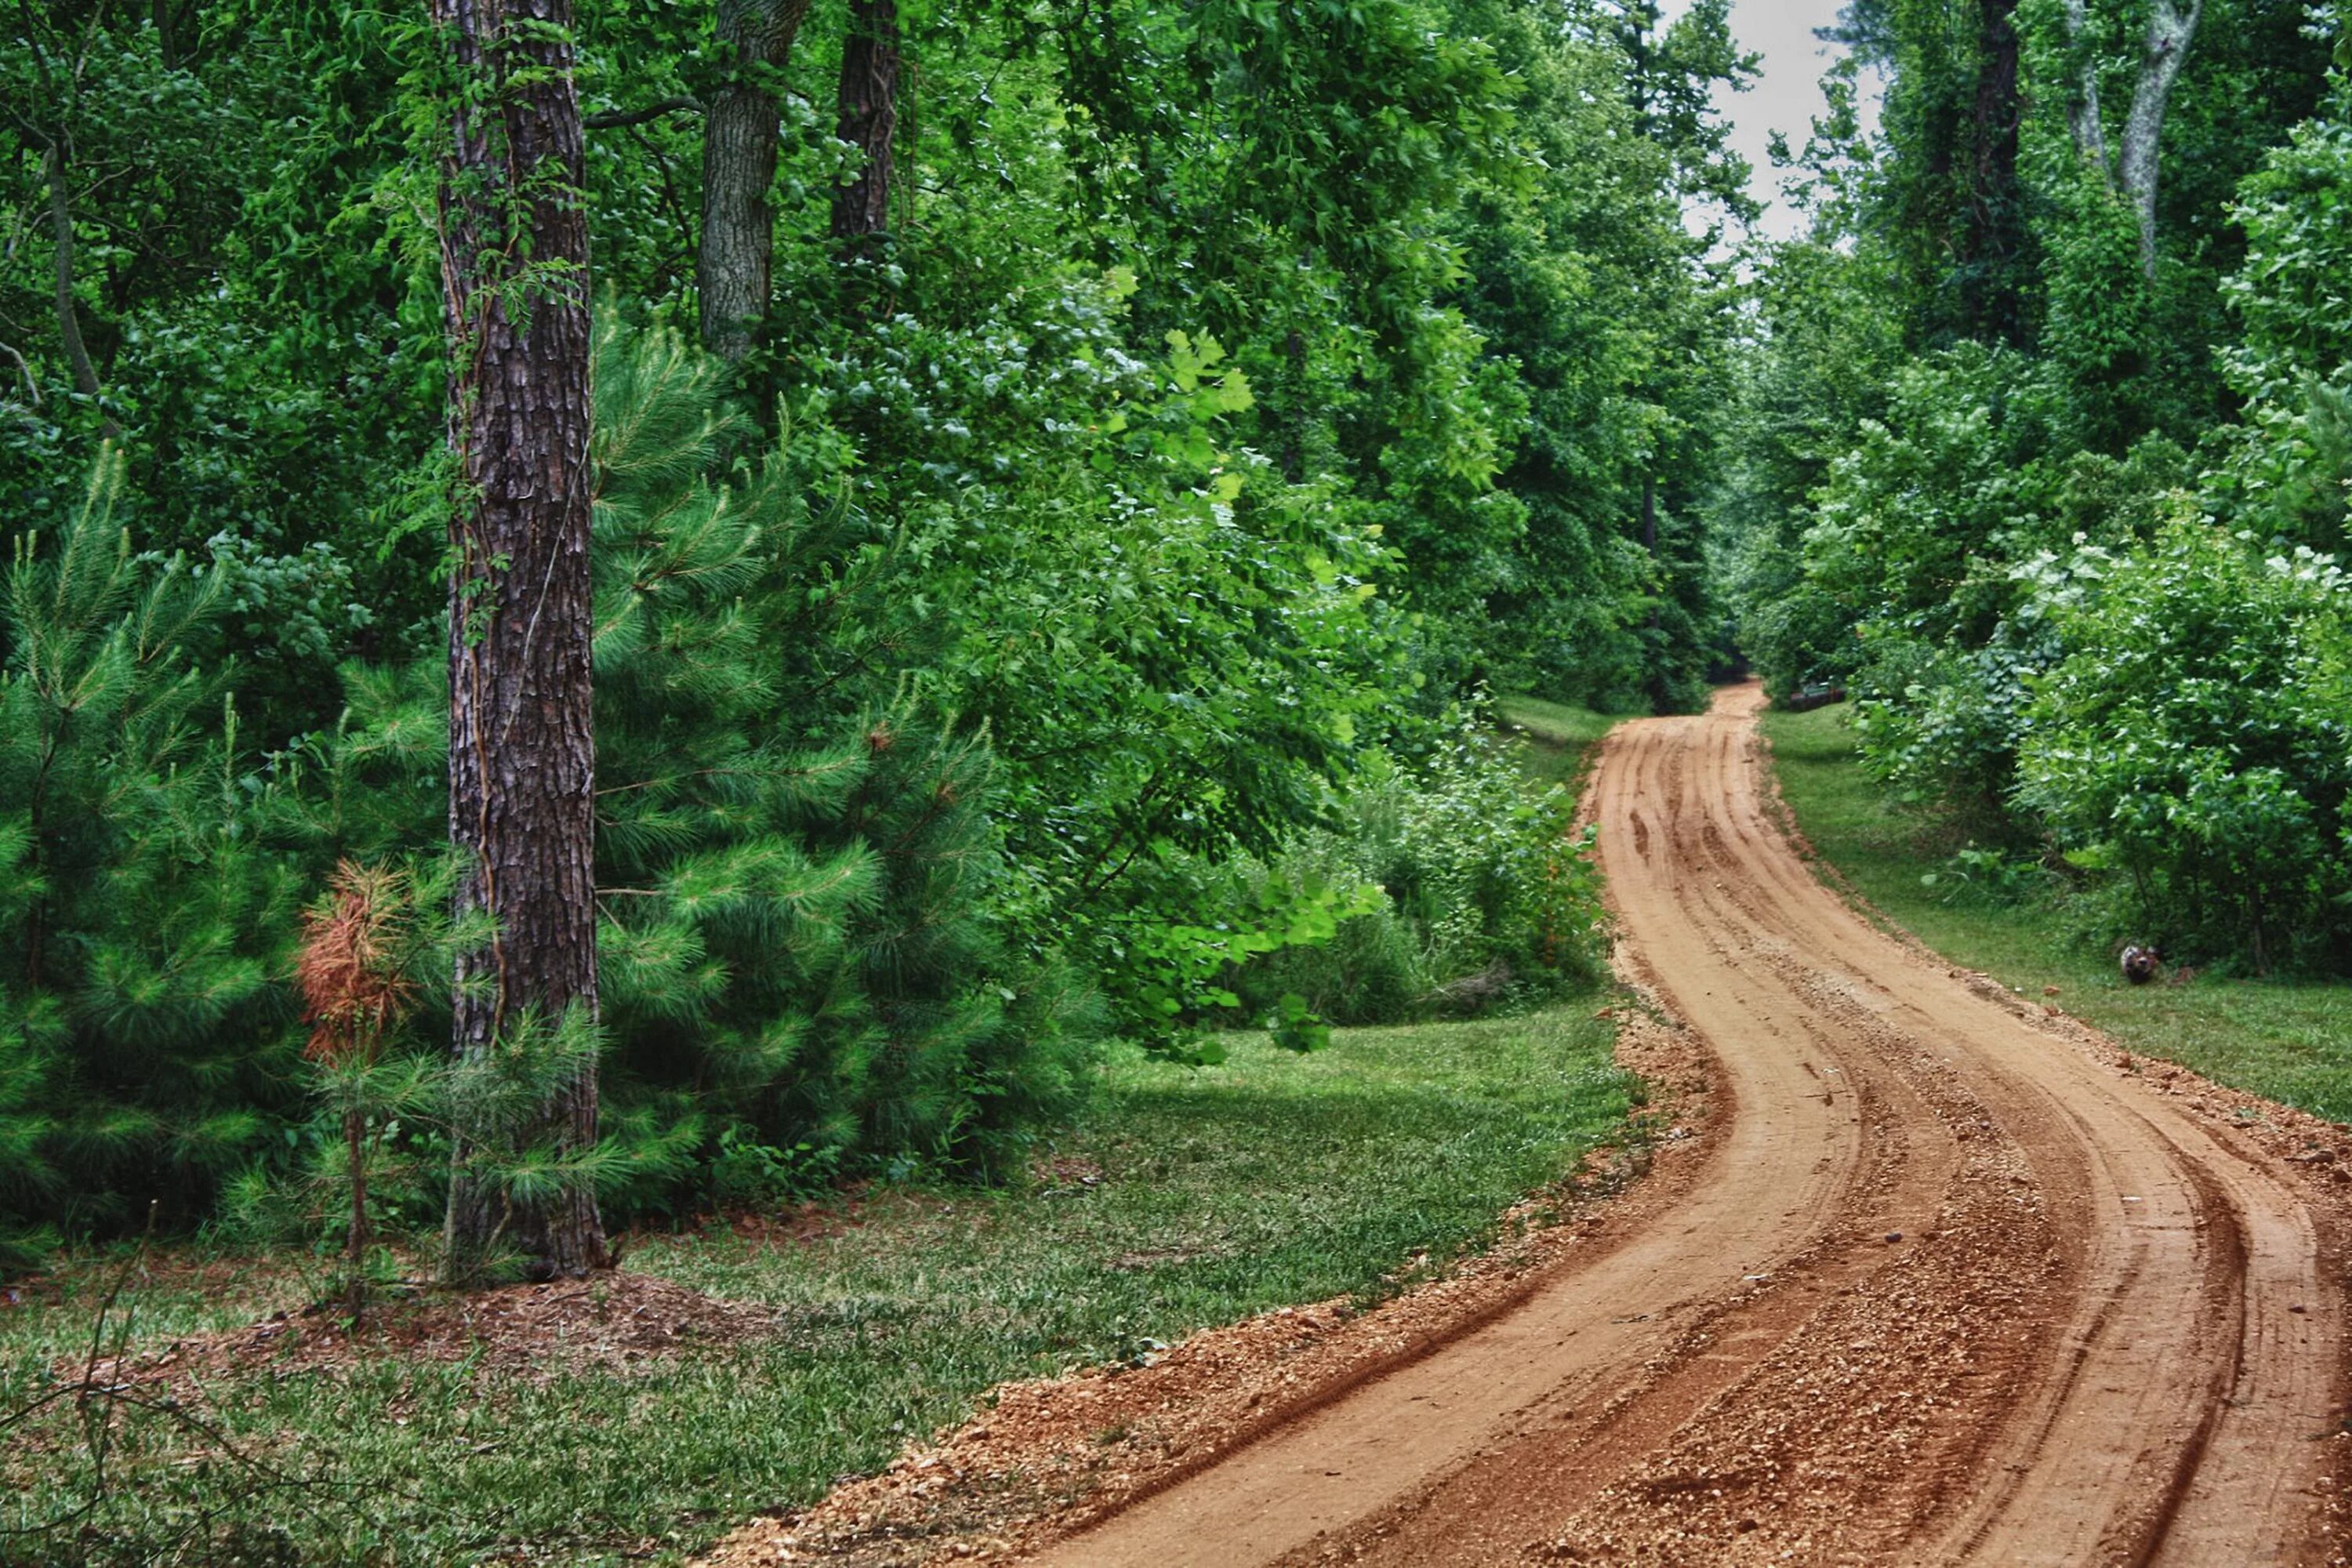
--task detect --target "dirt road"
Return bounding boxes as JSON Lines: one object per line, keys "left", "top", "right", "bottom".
{"left": 1010, "top": 683, "right": 2350, "bottom": 1565}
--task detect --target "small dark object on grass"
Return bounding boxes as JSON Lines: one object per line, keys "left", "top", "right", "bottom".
{"left": 2122, "top": 945, "right": 2162, "bottom": 985}
{"left": 1778, "top": 684, "right": 1847, "bottom": 714}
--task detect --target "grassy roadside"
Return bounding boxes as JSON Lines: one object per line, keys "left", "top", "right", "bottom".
{"left": 1496, "top": 694, "right": 1618, "bottom": 790}
{"left": 2, "top": 1006, "right": 1634, "bottom": 1566}
{"left": 1764, "top": 704, "right": 2352, "bottom": 1122}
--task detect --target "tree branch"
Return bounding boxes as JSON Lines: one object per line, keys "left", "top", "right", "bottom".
{"left": 2060, "top": 0, "right": 2110, "bottom": 185}
{"left": 44, "top": 144, "right": 114, "bottom": 437}
{"left": 583, "top": 96, "right": 700, "bottom": 130}
{"left": 0, "top": 340, "right": 38, "bottom": 404}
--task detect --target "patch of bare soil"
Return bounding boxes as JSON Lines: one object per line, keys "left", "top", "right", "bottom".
{"left": 64, "top": 1270, "right": 779, "bottom": 1397}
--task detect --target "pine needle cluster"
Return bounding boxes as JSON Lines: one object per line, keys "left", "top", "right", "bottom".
{"left": 2, "top": 450, "right": 307, "bottom": 1270}
{"left": 580, "top": 318, "right": 1094, "bottom": 1198}
{"left": 296, "top": 861, "right": 414, "bottom": 1067}
{"left": 2, "top": 323, "right": 1098, "bottom": 1269}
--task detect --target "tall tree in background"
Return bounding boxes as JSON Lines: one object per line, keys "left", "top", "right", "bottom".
{"left": 1837, "top": 0, "right": 2031, "bottom": 345}
{"left": 699, "top": 0, "right": 814, "bottom": 358}
{"left": 1613, "top": 0, "right": 1759, "bottom": 220}
{"left": 832, "top": 0, "right": 902, "bottom": 250}
{"left": 11, "top": 9, "right": 136, "bottom": 440}
{"left": 1962, "top": 0, "right": 2027, "bottom": 341}
{"left": 430, "top": 0, "right": 609, "bottom": 1282}
{"left": 2062, "top": 0, "right": 2202, "bottom": 278}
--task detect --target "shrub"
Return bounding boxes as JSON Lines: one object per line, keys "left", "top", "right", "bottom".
{"left": 1849, "top": 632, "right": 2047, "bottom": 831}
{"left": 1918, "top": 844, "right": 2053, "bottom": 907}
{"left": 2016, "top": 518, "right": 2352, "bottom": 970}
{"left": 1810, "top": 352, "right": 2189, "bottom": 822}
{"left": 1798, "top": 347, "right": 2070, "bottom": 654}
{"left": 1240, "top": 719, "right": 1608, "bottom": 1025}
{"left": 513, "top": 318, "right": 1104, "bottom": 1189}
{"left": 2212, "top": 66, "right": 2352, "bottom": 554}
{"left": 0, "top": 450, "right": 309, "bottom": 1269}
{"left": 5, "top": 324, "right": 1116, "bottom": 1272}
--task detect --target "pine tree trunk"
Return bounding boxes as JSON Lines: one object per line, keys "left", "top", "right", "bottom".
{"left": 830, "top": 0, "right": 901, "bottom": 249}
{"left": 699, "top": 0, "right": 813, "bottom": 361}
{"left": 430, "top": 0, "right": 609, "bottom": 1283}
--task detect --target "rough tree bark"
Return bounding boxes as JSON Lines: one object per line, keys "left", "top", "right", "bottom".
{"left": 699, "top": 0, "right": 813, "bottom": 360}
{"left": 830, "top": 0, "right": 901, "bottom": 248}
{"left": 430, "top": 0, "right": 609, "bottom": 1283}
{"left": 2060, "top": 0, "right": 2201, "bottom": 280}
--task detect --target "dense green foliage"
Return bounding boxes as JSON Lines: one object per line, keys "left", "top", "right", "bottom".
{"left": 1719, "top": 0, "right": 2352, "bottom": 974}
{"left": 1241, "top": 724, "right": 1608, "bottom": 1025}
{"left": 2016, "top": 520, "right": 2352, "bottom": 968}
{"left": 0, "top": 0, "right": 1763, "bottom": 1265}
{"left": 1, "top": 456, "right": 303, "bottom": 1263}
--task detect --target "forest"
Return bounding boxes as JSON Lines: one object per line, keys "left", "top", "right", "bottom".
{"left": 1723, "top": 0, "right": 2352, "bottom": 990}
{"left": 2, "top": 0, "right": 2348, "bottom": 1290}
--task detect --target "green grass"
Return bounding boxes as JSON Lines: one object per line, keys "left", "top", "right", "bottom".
{"left": 1765, "top": 704, "right": 2352, "bottom": 1122}
{"left": 2, "top": 1010, "right": 1633, "bottom": 1566}
{"left": 1496, "top": 694, "right": 1618, "bottom": 789}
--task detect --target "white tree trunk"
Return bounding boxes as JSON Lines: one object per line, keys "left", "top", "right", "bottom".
{"left": 2118, "top": 0, "right": 2200, "bottom": 278}
{"left": 2060, "top": 0, "right": 2200, "bottom": 281}
{"left": 2062, "top": 0, "right": 2110, "bottom": 178}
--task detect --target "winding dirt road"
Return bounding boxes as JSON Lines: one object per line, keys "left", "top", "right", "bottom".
{"left": 1010, "top": 682, "right": 2351, "bottom": 1565}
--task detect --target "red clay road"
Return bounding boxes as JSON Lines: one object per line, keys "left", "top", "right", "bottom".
{"left": 1016, "top": 682, "right": 2349, "bottom": 1566}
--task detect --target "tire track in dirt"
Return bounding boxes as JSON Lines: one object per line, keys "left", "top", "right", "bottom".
{"left": 1016, "top": 683, "right": 2348, "bottom": 1566}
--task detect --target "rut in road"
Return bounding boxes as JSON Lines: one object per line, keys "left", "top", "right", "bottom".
{"left": 1018, "top": 682, "right": 2350, "bottom": 1567}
